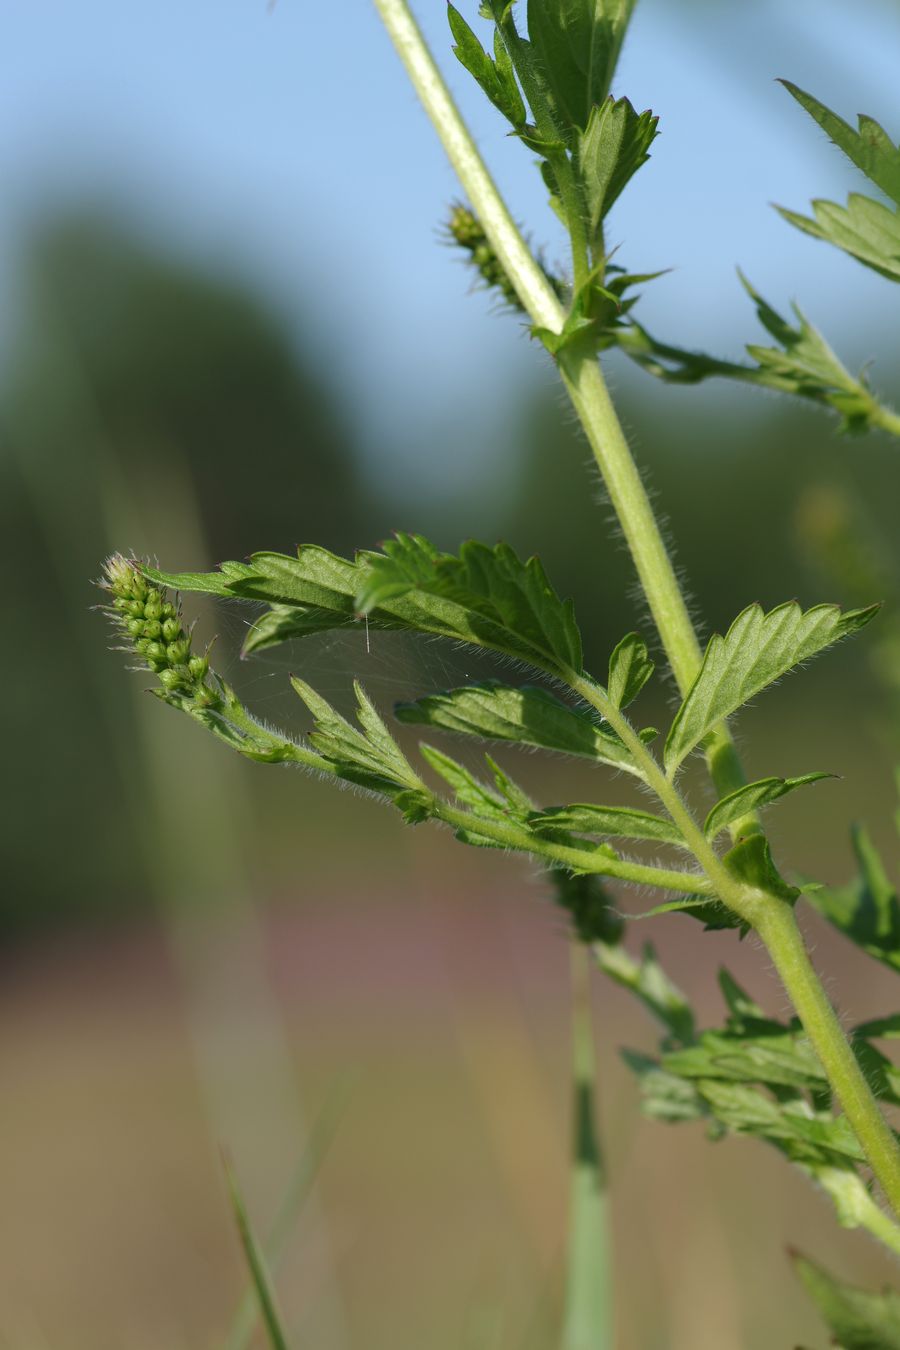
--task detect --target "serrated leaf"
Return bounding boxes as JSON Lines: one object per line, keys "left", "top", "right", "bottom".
{"left": 663, "top": 1029, "right": 826, "bottom": 1092}
{"left": 532, "top": 802, "right": 684, "bottom": 846}
{"left": 597, "top": 941, "right": 695, "bottom": 1044}
{"left": 664, "top": 600, "right": 878, "bottom": 774}
{"left": 355, "top": 535, "right": 584, "bottom": 673}
{"left": 621, "top": 1050, "right": 707, "bottom": 1122}
{"left": 780, "top": 81, "right": 900, "bottom": 207}
{"left": 607, "top": 631, "right": 653, "bottom": 709}
{"left": 395, "top": 680, "right": 648, "bottom": 777}
{"left": 291, "top": 678, "right": 425, "bottom": 799}
{"left": 144, "top": 559, "right": 258, "bottom": 596}
{"left": 696, "top": 1081, "right": 865, "bottom": 1165}
{"left": 794, "top": 1252, "right": 900, "bottom": 1349}
{"left": 704, "top": 772, "right": 835, "bottom": 840}
{"left": 154, "top": 536, "right": 585, "bottom": 678}
{"left": 448, "top": 4, "right": 526, "bottom": 127}
{"left": 579, "top": 96, "right": 658, "bottom": 240}
{"left": 615, "top": 279, "right": 899, "bottom": 435}
{"left": 525, "top": 0, "right": 636, "bottom": 135}
{"left": 807, "top": 824, "right": 900, "bottom": 972}
{"left": 778, "top": 193, "right": 900, "bottom": 281}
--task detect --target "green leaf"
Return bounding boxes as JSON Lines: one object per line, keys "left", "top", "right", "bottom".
{"left": 615, "top": 279, "right": 898, "bottom": 435}
{"left": 807, "top": 824, "right": 900, "bottom": 973}
{"left": 778, "top": 194, "right": 900, "bottom": 282}
{"left": 291, "top": 678, "right": 426, "bottom": 799}
{"left": 607, "top": 631, "right": 653, "bottom": 709}
{"left": 448, "top": 4, "right": 526, "bottom": 127}
{"left": 723, "top": 833, "right": 798, "bottom": 903}
{"left": 794, "top": 1252, "right": 900, "bottom": 1349}
{"left": 154, "top": 536, "right": 585, "bottom": 678}
{"left": 717, "top": 969, "right": 766, "bottom": 1027}
{"left": 780, "top": 81, "right": 900, "bottom": 207}
{"left": 663, "top": 1029, "right": 826, "bottom": 1092}
{"left": 632, "top": 894, "right": 745, "bottom": 933}
{"left": 621, "top": 1050, "right": 707, "bottom": 1122}
{"left": 854, "top": 1013, "right": 900, "bottom": 1040}
{"left": 419, "top": 743, "right": 540, "bottom": 849}
{"left": 223, "top": 1157, "right": 292, "bottom": 1350}
{"left": 579, "top": 96, "right": 658, "bottom": 240}
{"left": 525, "top": 0, "right": 637, "bottom": 135}
{"left": 696, "top": 1080, "right": 865, "bottom": 1164}
{"left": 532, "top": 802, "right": 684, "bottom": 846}
{"left": 395, "top": 680, "right": 650, "bottom": 778}
{"left": 664, "top": 600, "right": 878, "bottom": 774}
{"left": 704, "top": 772, "right": 835, "bottom": 840}
{"left": 144, "top": 559, "right": 258, "bottom": 596}
{"left": 596, "top": 940, "right": 695, "bottom": 1044}
{"left": 355, "top": 535, "right": 584, "bottom": 672}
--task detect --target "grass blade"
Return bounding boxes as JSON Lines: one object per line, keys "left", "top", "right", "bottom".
{"left": 223, "top": 1153, "right": 293, "bottom": 1350}
{"left": 562, "top": 945, "right": 613, "bottom": 1350}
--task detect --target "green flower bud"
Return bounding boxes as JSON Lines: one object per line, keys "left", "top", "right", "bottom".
{"left": 142, "top": 620, "right": 162, "bottom": 639}
{"left": 188, "top": 654, "right": 209, "bottom": 681}
{"left": 167, "top": 638, "right": 190, "bottom": 665}
{"left": 145, "top": 641, "right": 166, "bottom": 664}
{"left": 126, "top": 617, "right": 144, "bottom": 637}
{"left": 162, "top": 617, "right": 181, "bottom": 642}
{"left": 143, "top": 595, "right": 162, "bottom": 621}
{"left": 159, "top": 667, "right": 184, "bottom": 690}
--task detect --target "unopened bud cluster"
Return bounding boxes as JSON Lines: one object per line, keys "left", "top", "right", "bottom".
{"left": 446, "top": 203, "right": 566, "bottom": 312}
{"left": 447, "top": 202, "right": 523, "bottom": 309}
{"left": 101, "top": 554, "right": 212, "bottom": 701}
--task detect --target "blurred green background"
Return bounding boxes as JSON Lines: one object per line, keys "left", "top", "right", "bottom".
{"left": 3, "top": 2, "right": 900, "bottom": 1347}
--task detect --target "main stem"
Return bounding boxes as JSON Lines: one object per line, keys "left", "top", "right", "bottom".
{"left": 371, "top": 0, "right": 900, "bottom": 1217}
{"left": 756, "top": 902, "right": 900, "bottom": 1217}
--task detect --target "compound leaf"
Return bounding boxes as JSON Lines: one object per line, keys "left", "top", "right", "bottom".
{"left": 291, "top": 678, "right": 425, "bottom": 800}
{"left": 778, "top": 194, "right": 900, "bottom": 282}
{"left": 664, "top": 600, "right": 878, "bottom": 774}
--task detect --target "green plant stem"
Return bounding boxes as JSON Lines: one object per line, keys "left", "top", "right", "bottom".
{"left": 563, "top": 944, "right": 612, "bottom": 1350}
{"left": 434, "top": 799, "right": 712, "bottom": 894}
{"left": 371, "top": 0, "right": 563, "bottom": 333}
{"left": 755, "top": 901, "right": 900, "bottom": 1218}
{"left": 815, "top": 1167, "right": 900, "bottom": 1257}
{"left": 371, "top": 0, "right": 900, "bottom": 1220}
{"left": 559, "top": 357, "right": 747, "bottom": 802}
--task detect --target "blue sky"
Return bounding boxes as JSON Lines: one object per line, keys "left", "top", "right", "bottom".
{"left": 3, "top": 0, "right": 899, "bottom": 499}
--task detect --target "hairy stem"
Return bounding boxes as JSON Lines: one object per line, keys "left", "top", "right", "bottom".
{"left": 433, "top": 799, "right": 712, "bottom": 894}
{"left": 755, "top": 902, "right": 900, "bottom": 1218}
{"left": 371, "top": 0, "right": 562, "bottom": 333}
